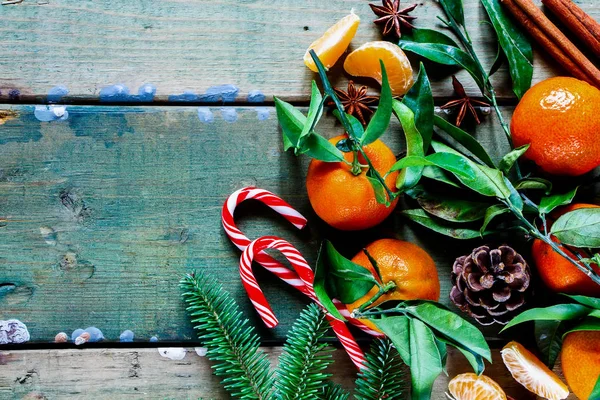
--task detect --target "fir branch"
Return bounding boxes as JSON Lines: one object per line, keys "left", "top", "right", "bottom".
{"left": 275, "top": 303, "right": 335, "bottom": 400}
{"left": 180, "top": 271, "right": 273, "bottom": 399}
{"left": 321, "top": 382, "right": 350, "bottom": 400}
{"left": 354, "top": 338, "right": 408, "bottom": 400}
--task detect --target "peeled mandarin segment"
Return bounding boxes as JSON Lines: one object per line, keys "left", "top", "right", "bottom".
{"left": 303, "top": 12, "right": 360, "bottom": 72}
{"left": 343, "top": 41, "right": 414, "bottom": 96}
{"left": 501, "top": 341, "right": 569, "bottom": 400}
{"left": 448, "top": 373, "right": 507, "bottom": 400}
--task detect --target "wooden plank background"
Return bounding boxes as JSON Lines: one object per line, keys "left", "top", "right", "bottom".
{"left": 1, "top": 0, "right": 597, "bottom": 103}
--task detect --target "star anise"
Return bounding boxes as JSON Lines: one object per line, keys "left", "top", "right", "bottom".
{"left": 332, "top": 81, "right": 379, "bottom": 126}
{"left": 369, "top": 0, "right": 418, "bottom": 39}
{"left": 441, "top": 76, "right": 491, "bottom": 127}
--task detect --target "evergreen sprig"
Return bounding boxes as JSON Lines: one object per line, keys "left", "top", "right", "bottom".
{"left": 275, "top": 303, "right": 335, "bottom": 400}
{"left": 354, "top": 338, "right": 407, "bottom": 400}
{"left": 180, "top": 272, "right": 273, "bottom": 399}
{"left": 321, "top": 382, "right": 351, "bottom": 400}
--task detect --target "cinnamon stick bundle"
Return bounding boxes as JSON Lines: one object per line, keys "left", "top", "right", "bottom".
{"left": 542, "top": 0, "right": 600, "bottom": 58}
{"left": 500, "top": 0, "right": 600, "bottom": 89}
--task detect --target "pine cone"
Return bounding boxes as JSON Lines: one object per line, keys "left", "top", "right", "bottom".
{"left": 450, "top": 245, "right": 531, "bottom": 325}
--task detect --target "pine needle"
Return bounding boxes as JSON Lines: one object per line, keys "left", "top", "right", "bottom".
{"left": 180, "top": 271, "right": 273, "bottom": 399}
{"left": 321, "top": 382, "right": 350, "bottom": 400}
{"left": 354, "top": 338, "right": 407, "bottom": 400}
{"left": 275, "top": 303, "right": 336, "bottom": 400}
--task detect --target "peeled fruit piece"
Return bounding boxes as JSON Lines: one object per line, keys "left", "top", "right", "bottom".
{"left": 304, "top": 12, "right": 360, "bottom": 72}
{"left": 448, "top": 373, "right": 507, "bottom": 400}
{"left": 501, "top": 341, "right": 569, "bottom": 400}
{"left": 343, "top": 41, "right": 414, "bottom": 95}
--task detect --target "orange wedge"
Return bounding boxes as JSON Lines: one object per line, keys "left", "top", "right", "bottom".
{"left": 501, "top": 341, "right": 569, "bottom": 400}
{"left": 343, "top": 41, "right": 414, "bottom": 96}
{"left": 448, "top": 373, "right": 507, "bottom": 400}
{"left": 304, "top": 12, "right": 360, "bottom": 72}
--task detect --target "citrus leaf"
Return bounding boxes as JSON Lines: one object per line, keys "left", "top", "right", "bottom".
{"left": 366, "top": 170, "right": 388, "bottom": 205}
{"left": 480, "top": 0, "right": 533, "bottom": 98}
{"left": 422, "top": 165, "right": 461, "bottom": 188}
{"left": 333, "top": 110, "right": 364, "bottom": 140}
{"left": 591, "top": 376, "right": 600, "bottom": 400}
{"left": 565, "top": 294, "right": 600, "bottom": 310}
{"left": 439, "top": 0, "right": 465, "bottom": 25}
{"left": 499, "top": 144, "right": 529, "bottom": 175}
{"left": 407, "top": 186, "right": 489, "bottom": 223}
{"left": 535, "top": 320, "right": 565, "bottom": 369}
{"left": 505, "top": 176, "right": 523, "bottom": 211}
{"left": 401, "top": 28, "right": 460, "bottom": 47}
{"left": 408, "top": 318, "right": 443, "bottom": 400}
{"left": 313, "top": 243, "right": 346, "bottom": 321}
{"left": 274, "top": 96, "right": 306, "bottom": 151}
{"left": 404, "top": 301, "right": 491, "bottom": 362}
{"left": 402, "top": 63, "right": 434, "bottom": 150}
{"left": 398, "top": 42, "right": 485, "bottom": 91}
{"left": 393, "top": 100, "right": 424, "bottom": 192}
{"left": 539, "top": 187, "right": 578, "bottom": 215}
{"left": 372, "top": 316, "right": 412, "bottom": 367}
{"left": 300, "top": 81, "right": 324, "bottom": 139}
{"left": 361, "top": 61, "right": 392, "bottom": 146}
{"left": 303, "top": 133, "right": 345, "bottom": 162}
{"left": 502, "top": 304, "right": 592, "bottom": 332}
{"left": 563, "top": 318, "right": 600, "bottom": 336}
{"left": 324, "top": 241, "right": 378, "bottom": 304}
{"left": 434, "top": 115, "right": 495, "bottom": 168}
{"left": 390, "top": 153, "right": 475, "bottom": 181}
{"left": 436, "top": 335, "right": 485, "bottom": 375}
{"left": 480, "top": 204, "right": 509, "bottom": 234}
{"left": 514, "top": 177, "right": 552, "bottom": 194}
{"left": 402, "top": 209, "right": 492, "bottom": 239}
{"left": 551, "top": 208, "right": 600, "bottom": 248}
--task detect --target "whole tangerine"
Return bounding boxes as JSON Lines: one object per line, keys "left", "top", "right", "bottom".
{"left": 561, "top": 331, "right": 600, "bottom": 400}
{"left": 532, "top": 203, "right": 600, "bottom": 297}
{"left": 306, "top": 135, "right": 398, "bottom": 231}
{"left": 511, "top": 77, "right": 600, "bottom": 176}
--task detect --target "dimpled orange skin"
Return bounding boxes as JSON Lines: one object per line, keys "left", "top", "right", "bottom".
{"left": 532, "top": 203, "right": 600, "bottom": 297}
{"left": 561, "top": 331, "right": 600, "bottom": 400}
{"left": 346, "top": 239, "right": 440, "bottom": 313}
{"left": 306, "top": 135, "right": 399, "bottom": 231}
{"left": 511, "top": 77, "right": 600, "bottom": 176}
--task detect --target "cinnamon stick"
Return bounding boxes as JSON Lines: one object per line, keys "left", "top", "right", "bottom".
{"left": 500, "top": 0, "right": 600, "bottom": 89}
{"left": 543, "top": 0, "right": 600, "bottom": 58}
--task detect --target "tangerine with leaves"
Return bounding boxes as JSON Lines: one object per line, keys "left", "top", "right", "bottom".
{"left": 306, "top": 134, "right": 398, "bottom": 230}
{"left": 561, "top": 330, "right": 600, "bottom": 400}
{"left": 532, "top": 203, "right": 600, "bottom": 297}
{"left": 511, "top": 77, "right": 600, "bottom": 176}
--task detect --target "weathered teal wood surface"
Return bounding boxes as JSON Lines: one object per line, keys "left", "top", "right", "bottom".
{"left": 0, "top": 105, "right": 512, "bottom": 342}
{"left": 1, "top": 0, "right": 597, "bottom": 103}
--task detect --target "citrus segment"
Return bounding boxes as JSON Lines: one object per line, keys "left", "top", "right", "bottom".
{"left": 343, "top": 41, "right": 413, "bottom": 95}
{"left": 448, "top": 373, "right": 507, "bottom": 400}
{"left": 304, "top": 12, "right": 360, "bottom": 72}
{"left": 561, "top": 331, "right": 600, "bottom": 400}
{"left": 501, "top": 341, "right": 569, "bottom": 400}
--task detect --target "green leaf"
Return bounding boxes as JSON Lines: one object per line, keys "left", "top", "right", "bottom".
{"left": 401, "top": 28, "right": 460, "bottom": 47}
{"left": 551, "top": 208, "right": 600, "bottom": 247}
{"left": 274, "top": 96, "right": 306, "bottom": 151}
{"left": 333, "top": 110, "right": 364, "bottom": 140}
{"left": 480, "top": 204, "right": 509, "bottom": 234}
{"left": 439, "top": 0, "right": 465, "bottom": 25}
{"left": 335, "top": 137, "right": 353, "bottom": 153}
{"left": 366, "top": 168, "right": 388, "bottom": 206}
{"left": 393, "top": 100, "right": 425, "bottom": 191}
{"left": 324, "top": 241, "right": 378, "bottom": 304}
{"left": 407, "top": 186, "right": 489, "bottom": 223}
{"left": 402, "top": 63, "right": 434, "bottom": 150}
{"left": 489, "top": 42, "right": 506, "bottom": 77}
{"left": 435, "top": 335, "right": 485, "bottom": 375}
{"left": 480, "top": 0, "right": 533, "bottom": 98}
{"left": 422, "top": 165, "right": 461, "bottom": 188}
{"left": 372, "top": 316, "right": 412, "bottom": 367}
{"left": 435, "top": 338, "right": 448, "bottom": 374}
{"left": 313, "top": 244, "right": 346, "bottom": 321}
{"left": 303, "top": 133, "right": 345, "bottom": 162}
{"left": 505, "top": 176, "right": 523, "bottom": 211}
{"left": 402, "top": 209, "right": 492, "bottom": 239}
{"left": 535, "top": 320, "right": 565, "bottom": 369}
{"left": 408, "top": 318, "right": 443, "bottom": 400}
{"left": 300, "top": 81, "right": 324, "bottom": 139}
{"left": 434, "top": 115, "right": 495, "bottom": 168}
{"left": 591, "top": 376, "right": 600, "bottom": 400}
{"left": 579, "top": 254, "right": 600, "bottom": 266}
{"left": 502, "top": 303, "right": 592, "bottom": 331}
{"left": 398, "top": 42, "right": 485, "bottom": 91}
{"left": 361, "top": 61, "right": 392, "bottom": 145}
{"left": 514, "top": 177, "right": 552, "bottom": 194}
{"left": 390, "top": 153, "right": 475, "bottom": 181}
{"left": 565, "top": 294, "right": 600, "bottom": 310}
{"left": 499, "top": 144, "right": 529, "bottom": 175}
{"left": 564, "top": 318, "right": 600, "bottom": 336}
{"left": 539, "top": 187, "right": 578, "bottom": 215}
{"left": 404, "top": 301, "right": 491, "bottom": 362}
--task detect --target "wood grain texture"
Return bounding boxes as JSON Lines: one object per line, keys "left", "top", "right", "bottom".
{"left": 0, "top": 347, "right": 577, "bottom": 399}
{"left": 0, "top": 0, "right": 597, "bottom": 103}
{"left": 0, "top": 104, "right": 515, "bottom": 342}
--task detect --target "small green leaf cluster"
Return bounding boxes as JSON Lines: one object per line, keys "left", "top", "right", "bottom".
{"left": 180, "top": 271, "right": 407, "bottom": 400}
{"left": 502, "top": 294, "right": 600, "bottom": 396}
{"left": 313, "top": 241, "right": 491, "bottom": 400}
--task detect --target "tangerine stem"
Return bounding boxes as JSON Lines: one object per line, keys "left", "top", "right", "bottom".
{"left": 354, "top": 281, "right": 397, "bottom": 314}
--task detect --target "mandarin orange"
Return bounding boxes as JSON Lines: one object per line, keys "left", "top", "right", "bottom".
{"left": 561, "top": 331, "right": 600, "bottom": 400}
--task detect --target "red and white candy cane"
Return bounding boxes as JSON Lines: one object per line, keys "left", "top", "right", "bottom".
{"left": 240, "top": 235, "right": 366, "bottom": 368}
